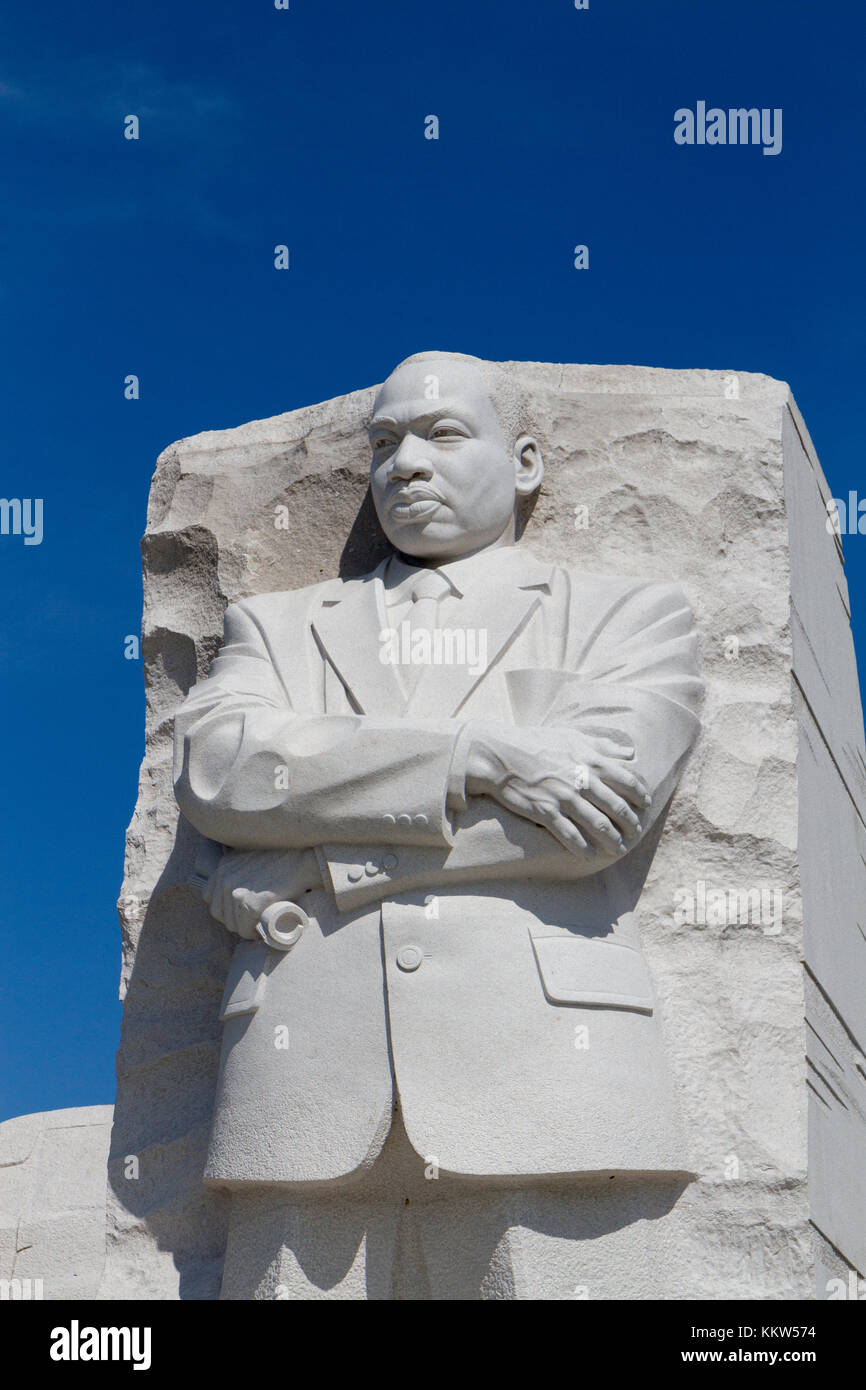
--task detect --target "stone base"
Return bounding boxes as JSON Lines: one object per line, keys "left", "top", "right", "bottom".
{"left": 218, "top": 1105, "right": 692, "bottom": 1301}
{"left": 0, "top": 1106, "right": 112, "bottom": 1301}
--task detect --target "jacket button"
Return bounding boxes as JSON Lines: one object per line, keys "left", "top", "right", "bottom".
{"left": 397, "top": 813, "right": 412, "bottom": 828}
{"left": 346, "top": 866, "right": 364, "bottom": 883}
{"left": 396, "top": 945, "right": 423, "bottom": 972}
{"left": 365, "top": 861, "right": 379, "bottom": 877}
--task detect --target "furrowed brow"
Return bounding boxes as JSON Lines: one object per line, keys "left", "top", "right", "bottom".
{"left": 370, "top": 408, "right": 471, "bottom": 432}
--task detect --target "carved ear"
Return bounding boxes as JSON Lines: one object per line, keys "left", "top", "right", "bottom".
{"left": 514, "top": 434, "right": 544, "bottom": 496}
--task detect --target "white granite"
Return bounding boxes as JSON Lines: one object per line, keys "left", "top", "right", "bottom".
{"left": 88, "top": 357, "right": 865, "bottom": 1298}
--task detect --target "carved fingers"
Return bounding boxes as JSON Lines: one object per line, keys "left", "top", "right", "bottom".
{"left": 492, "top": 780, "right": 593, "bottom": 855}
{"left": 204, "top": 876, "right": 278, "bottom": 939}
{"left": 464, "top": 725, "right": 653, "bottom": 859}
{"left": 201, "top": 847, "right": 322, "bottom": 938}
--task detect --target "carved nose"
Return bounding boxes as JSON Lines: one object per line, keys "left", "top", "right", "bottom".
{"left": 389, "top": 436, "right": 433, "bottom": 480}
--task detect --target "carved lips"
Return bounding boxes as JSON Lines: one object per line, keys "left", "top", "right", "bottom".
{"left": 387, "top": 486, "right": 445, "bottom": 520}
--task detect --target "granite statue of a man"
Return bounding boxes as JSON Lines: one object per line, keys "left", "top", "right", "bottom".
{"left": 173, "top": 351, "right": 703, "bottom": 1299}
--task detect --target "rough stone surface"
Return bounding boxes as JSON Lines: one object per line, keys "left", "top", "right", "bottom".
{"left": 97, "top": 361, "right": 864, "bottom": 1298}
{"left": 0, "top": 1106, "right": 112, "bottom": 1299}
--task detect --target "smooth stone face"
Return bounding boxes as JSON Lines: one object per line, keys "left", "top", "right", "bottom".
{"left": 0, "top": 1106, "right": 112, "bottom": 1301}
{"left": 90, "top": 358, "right": 864, "bottom": 1299}
{"left": 368, "top": 357, "right": 537, "bottom": 559}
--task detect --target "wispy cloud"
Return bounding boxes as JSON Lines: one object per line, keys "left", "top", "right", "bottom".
{"left": 1, "top": 58, "right": 252, "bottom": 241}
{"left": 0, "top": 57, "right": 243, "bottom": 142}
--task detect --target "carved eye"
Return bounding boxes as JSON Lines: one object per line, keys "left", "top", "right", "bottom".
{"left": 372, "top": 437, "right": 395, "bottom": 451}
{"left": 430, "top": 425, "right": 465, "bottom": 440}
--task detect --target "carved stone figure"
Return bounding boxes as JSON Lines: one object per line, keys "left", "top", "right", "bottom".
{"left": 172, "top": 350, "right": 703, "bottom": 1297}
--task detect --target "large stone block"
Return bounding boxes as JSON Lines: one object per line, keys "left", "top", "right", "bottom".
{"left": 97, "top": 360, "right": 864, "bottom": 1298}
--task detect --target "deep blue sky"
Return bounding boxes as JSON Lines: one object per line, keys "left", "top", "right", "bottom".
{"left": 2, "top": 0, "right": 864, "bottom": 1121}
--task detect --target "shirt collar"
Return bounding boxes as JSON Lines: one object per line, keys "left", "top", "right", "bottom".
{"left": 381, "top": 545, "right": 553, "bottom": 606}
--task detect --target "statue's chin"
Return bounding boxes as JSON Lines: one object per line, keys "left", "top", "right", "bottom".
{"left": 383, "top": 519, "right": 511, "bottom": 564}
{"left": 382, "top": 520, "right": 462, "bottom": 559}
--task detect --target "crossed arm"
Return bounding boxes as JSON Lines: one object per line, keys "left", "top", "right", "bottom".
{"left": 174, "top": 583, "right": 702, "bottom": 934}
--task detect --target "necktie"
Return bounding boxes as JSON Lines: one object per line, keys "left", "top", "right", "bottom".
{"left": 404, "top": 567, "right": 452, "bottom": 696}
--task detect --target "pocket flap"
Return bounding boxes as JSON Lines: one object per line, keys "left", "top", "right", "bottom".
{"left": 219, "top": 940, "right": 271, "bottom": 1020}
{"left": 530, "top": 933, "right": 654, "bottom": 1013}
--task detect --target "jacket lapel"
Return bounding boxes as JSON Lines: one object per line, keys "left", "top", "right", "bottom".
{"left": 310, "top": 561, "right": 407, "bottom": 716}
{"left": 311, "top": 551, "right": 556, "bottom": 719}
{"left": 407, "top": 551, "right": 555, "bottom": 718}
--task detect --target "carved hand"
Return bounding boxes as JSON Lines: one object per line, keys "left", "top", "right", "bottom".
{"left": 202, "top": 847, "right": 323, "bottom": 939}
{"left": 463, "top": 724, "right": 651, "bottom": 858}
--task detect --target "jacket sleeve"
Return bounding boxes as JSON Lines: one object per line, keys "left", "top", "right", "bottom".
{"left": 319, "top": 579, "right": 703, "bottom": 909}
{"left": 173, "top": 599, "right": 468, "bottom": 850}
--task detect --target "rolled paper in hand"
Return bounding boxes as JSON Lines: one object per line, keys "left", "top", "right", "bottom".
{"left": 256, "top": 900, "right": 309, "bottom": 952}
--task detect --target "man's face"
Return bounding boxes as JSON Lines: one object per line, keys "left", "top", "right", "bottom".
{"left": 369, "top": 360, "right": 520, "bottom": 561}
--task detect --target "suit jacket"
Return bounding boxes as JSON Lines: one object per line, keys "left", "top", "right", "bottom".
{"left": 173, "top": 546, "right": 703, "bottom": 1184}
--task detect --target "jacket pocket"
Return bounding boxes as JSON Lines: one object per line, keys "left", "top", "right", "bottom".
{"left": 219, "top": 939, "right": 272, "bottom": 1020}
{"left": 530, "top": 932, "right": 654, "bottom": 1014}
